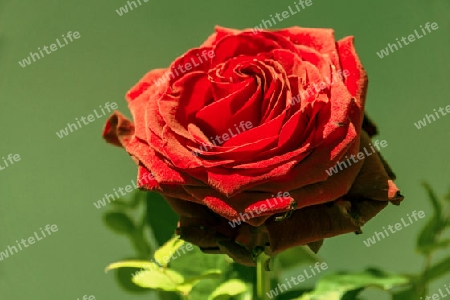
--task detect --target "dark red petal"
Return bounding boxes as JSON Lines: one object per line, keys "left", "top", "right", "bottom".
{"left": 346, "top": 131, "right": 403, "bottom": 202}
{"left": 264, "top": 199, "right": 388, "bottom": 255}
{"left": 102, "top": 111, "right": 135, "bottom": 147}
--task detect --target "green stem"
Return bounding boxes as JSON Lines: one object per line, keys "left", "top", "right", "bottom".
{"left": 417, "top": 203, "right": 450, "bottom": 297}
{"left": 418, "top": 254, "right": 432, "bottom": 297}
{"left": 256, "top": 253, "right": 271, "bottom": 300}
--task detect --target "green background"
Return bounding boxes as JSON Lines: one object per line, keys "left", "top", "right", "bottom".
{"left": 1, "top": 0, "right": 449, "bottom": 299}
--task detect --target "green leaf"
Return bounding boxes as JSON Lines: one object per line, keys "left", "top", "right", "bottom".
{"left": 110, "top": 199, "right": 130, "bottom": 208}
{"left": 130, "top": 190, "right": 147, "bottom": 208}
{"left": 208, "top": 279, "right": 248, "bottom": 300}
{"left": 341, "top": 288, "right": 364, "bottom": 300}
{"left": 273, "top": 289, "right": 311, "bottom": 300}
{"left": 189, "top": 278, "right": 227, "bottom": 300}
{"left": 277, "top": 246, "right": 318, "bottom": 271}
{"left": 188, "top": 277, "right": 252, "bottom": 300}
{"left": 169, "top": 241, "right": 231, "bottom": 298}
{"left": 233, "top": 262, "right": 256, "bottom": 286}
{"left": 422, "top": 182, "right": 442, "bottom": 215}
{"left": 445, "top": 186, "right": 450, "bottom": 202}
{"left": 392, "top": 287, "right": 419, "bottom": 300}
{"left": 105, "top": 259, "right": 191, "bottom": 293}
{"left": 113, "top": 259, "right": 152, "bottom": 293}
{"left": 169, "top": 242, "right": 229, "bottom": 279}
{"left": 105, "top": 240, "right": 233, "bottom": 297}
{"left": 146, "top": 192, "right": 179, "bottom": 246}
{"left": 105, "top": 260, "right": 162, "bottom": 292}
{"left": 131, "top": 266, "right": 220, "bottom": 294}
{"left": 132, "top": 267, "right": 185, "bottom": 292}
{"left": 157, "top": 291, "right": 183, "bottom": 300}
{"left": 295, "top": 268, "right": 409, "bottom": 300}
{"left": 104, "top": 257, "right": 153, "bottom": 293}
{"left": 103, "top": 212, "right": 135, "bottom": 235}
{"left": 183, "top": 269, "right": 222, "bottom": 285}
{"left": 421, "top": 256, "right": 450, "bottom": 283}
{"left": 110, "top": 190, "right": 146, "bottom": 209}
{"left": 175, "top": 269, "right": 223, "bottom": 295}
{"left": 105, "top": 260, "right": 159, "bottom": 272}
{"left": 417, "top": 219, "right": 441, "bottom": 255}
{"left": 416, "top": 182, "right": 445, "bottom": 254}
{"left": 154, "top": 236, "right": 185, "bottom": 267}
{"left": 130, "top": 231, "right": 152, "bottom": 258}
{"left": 418, "top": 239, "right": 450, "bottom": 254}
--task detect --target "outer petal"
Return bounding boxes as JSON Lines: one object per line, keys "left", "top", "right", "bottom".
{"left": 337, "top": 36, "right": 368, "bottom": 114}
{"left": 264, "top": 199, "right": 387, "bottom": 255}
{"left": 200, "top": 26, "right": 241, "bottom": 48}
{"left": 275, "top": 27, "right": 341, "bottom": 68}
{"left": 103, "top": 111, "right": 135, "bottom": 148}
{"left": 345, "top": 131, "right": 403, "bottom": 202}
{"left": 126, "top": 69, "right": 167, "bottom": 102}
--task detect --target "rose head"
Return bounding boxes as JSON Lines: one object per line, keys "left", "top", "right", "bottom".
{"left": 103, "top": 26, "right": 403, "bottom": 266}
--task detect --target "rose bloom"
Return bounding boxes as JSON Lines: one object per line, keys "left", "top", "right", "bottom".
{"left": 103, "top": 26, "right": 403, "bottom": 266}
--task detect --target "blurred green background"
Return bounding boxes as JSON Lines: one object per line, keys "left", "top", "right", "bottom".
{"left": 1, "top": 0, "right": 449, "bottom": 299}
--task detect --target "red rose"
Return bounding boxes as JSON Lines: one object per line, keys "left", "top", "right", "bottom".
{"left": 103, "top": 26, "right": 403, "bottom": 266}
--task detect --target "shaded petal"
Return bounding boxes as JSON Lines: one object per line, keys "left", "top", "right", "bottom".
{"left": 346, "top": 131, "right": 403, "bottom": 202}
{"left": 103, "top": 111, "right": 135, "bottom": 147}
